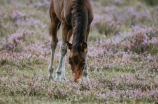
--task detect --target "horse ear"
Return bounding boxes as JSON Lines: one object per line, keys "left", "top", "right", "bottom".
{"left": 82, "top": 42, "right": 87, "bottom": 52}
{"left": 67, "top": 41, "right": 72, "bottom": 50}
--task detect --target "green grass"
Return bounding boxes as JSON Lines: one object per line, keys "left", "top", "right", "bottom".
{"left": 0, "top": 0, "right": 158, "bottom": 103}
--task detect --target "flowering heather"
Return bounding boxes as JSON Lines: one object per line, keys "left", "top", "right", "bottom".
{"left": 0, "top": 0, "right": 158, "bottom": 103}
{"left": 118, "top": 26, "right": 158, "bottom": 54}
{"left": 1, "top": 29, "right": 29, "bottom": 52}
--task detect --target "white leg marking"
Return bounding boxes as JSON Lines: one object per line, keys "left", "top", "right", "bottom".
{"left": 55, "top": 42, "right": 67, "bottom": 80}
{"left": 83, "top": 53, "right": 89, "bottom": 81}
{"left": 48, "top": 41, "right": 57, "bottom": 79}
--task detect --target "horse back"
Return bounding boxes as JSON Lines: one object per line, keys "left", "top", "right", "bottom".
{"left": 50, "top": 0, "right": 93, "bottom": 26}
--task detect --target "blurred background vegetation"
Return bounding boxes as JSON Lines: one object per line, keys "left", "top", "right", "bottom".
{"left": 0, "top": 0, "right": 158, "bottom": 103}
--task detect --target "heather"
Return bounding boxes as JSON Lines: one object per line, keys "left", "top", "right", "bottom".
{"left": 0, "top": 0, "right": 158, "bottom": 103}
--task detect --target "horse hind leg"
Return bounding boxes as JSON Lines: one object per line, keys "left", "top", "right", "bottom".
{"left": 55, "top": 23, "right": 70, "bottom": 81}
{"left": 48, "top": 8, "right": 60, "bottom": 79}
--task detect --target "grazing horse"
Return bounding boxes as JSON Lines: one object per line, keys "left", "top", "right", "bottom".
{"left": 48, "top": 0, "right": 93, "bottom": 82}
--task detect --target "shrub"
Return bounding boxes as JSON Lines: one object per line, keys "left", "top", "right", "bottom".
{"left": 96, "top": 20, "right": 121, "bottom": 36}
{"left": 129, "top": 32, "right": 148, "bottom": 53}
{"left": 119, "top": 26, "right": 158, "bottom": 54}
{"left": 1, "top": 29, "right": 28, "bottom": 52}
{"left": 97, "top": 0, "right": 135, "bottom": 6}
{"left": 140, "top": 0, "right": 158, "bottom": 6}
{"left": 92, "top": 14, "right": 122, "bottom": 36}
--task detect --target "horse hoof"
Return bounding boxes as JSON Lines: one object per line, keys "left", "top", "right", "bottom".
{"left": 61, "top": 76, "right": 66, "bottom": 80}
{"left": 48, "top": 74, "right": 53, "bottom": 80}
{"left": 55, "top": 76, "right": 61, "bottom": 81}
{"left": 48, "top": 66, "right": 54, "bottom": 80}
{"left": 83, "top": 77, "right": 89, "bottom": 82}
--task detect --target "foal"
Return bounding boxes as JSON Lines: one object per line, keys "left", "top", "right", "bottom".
{"left": 48, "top": 0, "right": 93, "bottom": 82}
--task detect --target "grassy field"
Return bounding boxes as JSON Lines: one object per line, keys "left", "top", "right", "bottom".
{"left": 0, "top": 0, "right": 158, "bottom": 103}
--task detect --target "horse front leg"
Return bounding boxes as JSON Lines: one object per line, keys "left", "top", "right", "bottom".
{"left": 48, "top": 40, "right": 57, "bottom": 79}
{"left": 55, "top": 23, "right": 70, "bottom": 81}
{"left": 55, "top": 42, "right": 67, "bottom": 80}
{"left": 83, "top": 25, "right": 91, "bottom": 81}
{"left": 83, "top": 52, "right": 89, "bottom": 81}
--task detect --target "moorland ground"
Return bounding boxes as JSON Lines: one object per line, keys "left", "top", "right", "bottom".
{"left": 0, "top": 0, "right": 158, "bottom": 103}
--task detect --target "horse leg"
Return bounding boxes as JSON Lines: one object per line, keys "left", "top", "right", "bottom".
{"left": 83, "top": 53, "right": 89, "bottom": 81}
{"left": 67, "top": 29, "right": 72, "bottom": 42}
{"left": 55, "top": 23, "right": 70, "bottom": 81}
{"left": 83, "top": 25, "right": 90, "bottom": 81}
{"left": 48, "top": 4, "right": 60, "bottom": 79}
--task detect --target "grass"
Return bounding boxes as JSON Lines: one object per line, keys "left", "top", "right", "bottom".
{"left": 0, "top": 0, "right": 158, "bottom": 103}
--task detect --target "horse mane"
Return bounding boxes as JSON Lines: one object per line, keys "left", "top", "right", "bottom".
{"left": 72, "top": 0, "right": 86, "bottom": 53}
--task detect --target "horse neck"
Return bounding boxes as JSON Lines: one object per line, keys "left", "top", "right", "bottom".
{"left": 72, "top": 9, "right": 88, "bottom": 48}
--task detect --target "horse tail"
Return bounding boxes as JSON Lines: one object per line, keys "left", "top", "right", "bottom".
{"left": 72, "top": 0, "right": 84, "bottom": 50}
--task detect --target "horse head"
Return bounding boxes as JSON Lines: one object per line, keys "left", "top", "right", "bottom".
{"left": 67, "top": 41, "right": 87, "bottom": 82}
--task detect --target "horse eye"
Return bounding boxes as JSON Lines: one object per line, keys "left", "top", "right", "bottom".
{"left": 80, "top": 63, "right": 85, "bottom": 66}
{"left": 69, "top": 58, "right": 72, "bottom": 64}
{"left": 69, "top": 61, "right": 72, "bottom": 64}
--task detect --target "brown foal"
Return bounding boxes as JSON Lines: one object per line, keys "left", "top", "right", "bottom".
{"left": 48, "top": 0, "right": 93, "bottom": 82}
